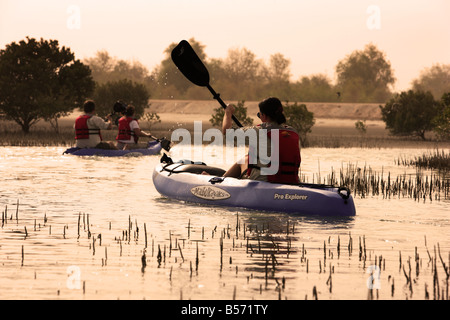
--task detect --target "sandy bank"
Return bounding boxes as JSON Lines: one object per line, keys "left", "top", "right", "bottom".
{"left": 149, "top": 99, "right": 383, "bottom": 120}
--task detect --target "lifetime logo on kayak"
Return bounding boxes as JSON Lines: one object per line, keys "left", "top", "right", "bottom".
{"left": 191, "top": 186, "right": 231, "bottom": 201}
{"left": 274, "top": 193, "right": 308, "bottom": 200}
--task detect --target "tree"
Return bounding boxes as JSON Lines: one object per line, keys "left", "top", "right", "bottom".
{"left": 380, "top": 90, "right": 441, "bottom": 140}
{"left": 220, "top": 47, "right": 264, "bottom": 100}
{"left": 150, "top": 38, "right": 208, "bottom": 98}
{"left": 412, "top": 64, "right": 450, "bottom": 100}
{"left": 0, "top": 37, "right": 94, "bottom": 133}
{"left": 283, "top": 102, "right": 315, "bottom": 147}
{"left": 336, "top": 43, "right": 395, "bottom": 103}
{"left": 209, "top": 100, "right": 253, "bottom": 128}
{"left": 293, "top": 74, "right": 337, "bottom": 102}
{"left": 93, "top": 79, "right": 151, "bottom": 119}
{"left": 261, "top": 53, "right": 293, "bottom": 99}
{"left": 432, "top": 92, "right": 450, "bottom": 140}
{"left": 84, "top": 50, "right": 149, "bottom": 84}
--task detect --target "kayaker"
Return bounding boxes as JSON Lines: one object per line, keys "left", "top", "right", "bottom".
{"left": 116, "top": 105, "right": 153, "bottom": 150}
{"left": 221, "top": 97, "right": 301, "bottom": 184}
{"left": 75, "top": 100, "right": 114, "bottom": 149}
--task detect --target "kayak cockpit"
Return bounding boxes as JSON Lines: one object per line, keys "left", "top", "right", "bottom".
{"left": 160, "top": 162, "right": 226, "bottom": 176}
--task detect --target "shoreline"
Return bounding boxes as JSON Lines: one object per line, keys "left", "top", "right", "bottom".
{"left": 1, "top": 100, "right": 449, "bottom": 149}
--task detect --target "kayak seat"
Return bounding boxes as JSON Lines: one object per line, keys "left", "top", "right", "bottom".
{"left": 163, "top": 164, "right": 226, "bottom": 176}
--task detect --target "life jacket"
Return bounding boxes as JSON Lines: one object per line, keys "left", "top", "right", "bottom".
{"left": 116, "top": 117, "right": 138, "bottom": 143}
{"left": 75, "top": 115, "right": 102, "bottom": 140}
{"left": 247, "top": 127, "right": 301, "bottom": 184}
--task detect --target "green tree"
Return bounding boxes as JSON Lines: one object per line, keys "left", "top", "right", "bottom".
{"left": 93, "top": 79, "right": 151, "bottom": 119}
{"left": 209, "top": 100, "right": 254, "bottom": 128}
{"left": 380, "top": 90, "right": 441, "bottom": 140}
{"left": 0, "top": 37, "right": 94, "bottom": 133}
{"left": 432, "top": 92, "right": 450, "bottom": 140}
{"left": 283, "top": 102, "right": 315, "bottom": 147}
{"left": 412, "top": 64, "right": 450, "bottom": 100}
{"left": 336, "top": 43, "right": 395, "bottom": 103}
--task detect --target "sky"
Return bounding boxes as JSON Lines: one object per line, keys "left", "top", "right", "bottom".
{"left": 1, "top": 0, "right": 449, "bottom": 91}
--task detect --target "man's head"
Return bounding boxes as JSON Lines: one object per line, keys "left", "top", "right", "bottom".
{"left": 83, "top": 100, "right": 96, "bottom": 114}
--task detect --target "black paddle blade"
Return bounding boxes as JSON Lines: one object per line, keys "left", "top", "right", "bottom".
{"left": 159, "top": 138, "right": 171, "bottom": 152}
{"left": 171, "top": 40, "right": 210, "bottom": 87}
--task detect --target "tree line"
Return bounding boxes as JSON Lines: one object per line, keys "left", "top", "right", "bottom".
{"left": 86, "top": 38, "right": 448, "bottom": 104}
{"left": 0, "top": 37, "right": 448, "bottom": 141}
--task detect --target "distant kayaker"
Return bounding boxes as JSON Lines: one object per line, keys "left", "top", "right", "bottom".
{"left": 116, "top": 105, "right": 153, "bottom": 150}
{"left": 221, "top": 97, "right": 301, "bottom": 184}
{"left": 75, "top": 100, "right": 114, "bottom": 149}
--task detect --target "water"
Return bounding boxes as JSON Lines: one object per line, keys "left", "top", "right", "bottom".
{"left": 0, "top": 146, "right": 449, "bottom": 300}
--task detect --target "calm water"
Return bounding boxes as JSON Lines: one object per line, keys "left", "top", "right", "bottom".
{"left": 0, "top": 146, "right": 449, "bottom": 300}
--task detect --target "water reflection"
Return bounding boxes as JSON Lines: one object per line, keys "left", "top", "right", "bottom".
{"left": 0, "top": 146, "right": 448, "bottom": 300}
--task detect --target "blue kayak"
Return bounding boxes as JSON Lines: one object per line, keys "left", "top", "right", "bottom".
{"left": 153, "top": 159, "right": 356, "bottom": 216}
{"left": 63, "top": 141, "right": 162, "bottom": 157}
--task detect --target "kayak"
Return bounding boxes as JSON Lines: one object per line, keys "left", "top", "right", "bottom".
{"left": 153, "top": 159, "right": 356, "bottom": 216}
{"left": 63, "top": 141, "right": 162, "bottom": 157}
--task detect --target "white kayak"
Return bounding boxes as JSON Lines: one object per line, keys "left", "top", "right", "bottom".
{"left": 152, "top": 159, "right": 356, "bottom": 216}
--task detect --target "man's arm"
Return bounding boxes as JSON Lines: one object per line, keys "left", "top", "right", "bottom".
{"left": 222, "top": 104, "right": 235, "bottom": 135}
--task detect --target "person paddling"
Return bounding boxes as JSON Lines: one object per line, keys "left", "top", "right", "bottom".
{"left": 221, "top": 97, "right": 301, "bottom": 184}
{"left": 75, "top": 100, "right": 113, "bottom": 149}
{"left": 116, "top": 105, "right": 153, "bottom": 150}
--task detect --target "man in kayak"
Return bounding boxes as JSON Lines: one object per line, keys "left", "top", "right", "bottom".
{"left": 116, "top": 105, "right": 154, "bottom": 150}
{"left": 75, "top": 100, "right": 114, "bottom": 149}
{"left": 221, "top": 97, "right": 301, "bottom": 184}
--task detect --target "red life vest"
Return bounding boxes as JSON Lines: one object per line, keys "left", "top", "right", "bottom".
{"left": 247, "top": 127, "right": 301, "bottom": 184}
{"left": 75, "top": 115, "right": 102, "bottom": 140}
{"left": 116, "top": 117, "right": 138, "bottom": 143}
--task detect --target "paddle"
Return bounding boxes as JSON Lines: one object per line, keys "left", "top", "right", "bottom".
{"left": 171, "top": 40, "right": 243, "bottom": 128}
{"left": 150, "top": 135, "right": 171, "bottom": 152}
{"left": 111, "top": 101, "right": 171, "bottom": 152}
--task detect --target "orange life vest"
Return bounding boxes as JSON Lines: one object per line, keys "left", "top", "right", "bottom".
{"left": 116, "top": 117, "right": 138, "bottom": 143}
{"left": 247, "top": 127, "right": 301, "bottom": 184}
{"left": 75, "top": 115, "right": 102, "bottom": 140}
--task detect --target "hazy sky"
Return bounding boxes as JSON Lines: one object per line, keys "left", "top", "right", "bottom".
{"left": 1, "top": 0, "right": 449, "bottom": 91}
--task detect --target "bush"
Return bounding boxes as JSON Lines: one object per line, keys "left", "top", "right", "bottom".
{"left": 355, "top": 120, "right": 367, "bottom": 135}
{"left": 432, "top": 92, "right": 450, "bottom": 140}
{"left": 92, "top": 79, "right": 150, "bottom": 118}
{"left": 380, "top": 90, "right": 442, "bottom": 140}
{"left": 283, "top": 102, "right": 315, "bottom": 147}
{"left": 209, "top": 100, "right": 254, "bottom": 128}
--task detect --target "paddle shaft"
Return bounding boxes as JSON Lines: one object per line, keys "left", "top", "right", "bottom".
{"left": 206, "top": 84, "right": 243, "bottom": 128}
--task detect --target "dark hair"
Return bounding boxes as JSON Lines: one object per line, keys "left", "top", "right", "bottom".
{"left": 259, "top": 97, "right": 286, "bottom": 124}
{"left": 125, "top": 105, "right": 135, "bottom": 117}
{"left": 83, "top": 100, "right": 96, "bottom": 113}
